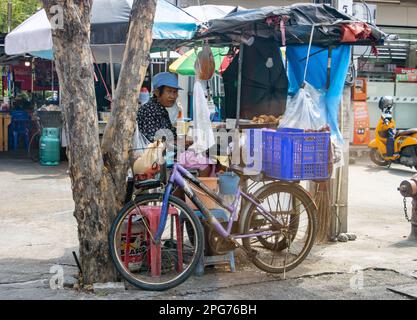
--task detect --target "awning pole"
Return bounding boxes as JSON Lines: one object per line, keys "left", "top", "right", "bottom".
{"left": 109, "top": 46, "right": 115, "bottom": 100}
{"left": 51, "top": 59, "right": 54, "bottom": 93}
{"left": 235, "top": 44, "right": 244, "bottom": 129}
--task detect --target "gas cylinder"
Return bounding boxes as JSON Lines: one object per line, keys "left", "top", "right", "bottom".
{"left": 40, "top": 128, "right": 60, "bottom": 166}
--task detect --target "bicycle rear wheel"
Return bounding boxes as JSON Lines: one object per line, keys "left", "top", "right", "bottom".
{"left": 109, "top": 193, "right": 204, "bottom": 291}
{"left": 28, "top": 132, "right": 40, "bottom": 162}
{"left": 242, "top": 182, "right": 317, "bottom": 274}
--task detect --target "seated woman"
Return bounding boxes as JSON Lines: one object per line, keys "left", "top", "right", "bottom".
{"left": 137, "top": 72, "right": 181, "bottom": 143}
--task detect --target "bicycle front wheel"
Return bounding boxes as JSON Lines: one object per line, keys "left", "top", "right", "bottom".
{"left": 242, "top": 182, "right": 317, "bottom": 274}
{"left": 109, "top": 193, "right": 204, "bottom": 291}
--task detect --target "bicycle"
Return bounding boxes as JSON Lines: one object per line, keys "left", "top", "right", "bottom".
{"left": 109, "top": 160, "right": 318, "bottom": 291}
{"left": 28, "top": 112, "right": 41, "bottom": 162}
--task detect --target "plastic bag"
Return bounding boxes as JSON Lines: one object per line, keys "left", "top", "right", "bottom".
{"left": 279, "top": 82, "right": 327, "bottom": 130}
{"left": 131, "top": 123, "right": 151, "bottom": 159}
{"left": 133, "top": 140, "right": 165, "bottom": 176}
{"left": 189, "top": 80, "right": 215, "bottom": 153}
{"left": 179, "top": 150, "right": 214, "bottom": 171}
{"left": 194, "top": 45, "right": 215, "bottom": 81}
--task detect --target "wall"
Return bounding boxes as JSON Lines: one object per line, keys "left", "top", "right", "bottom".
{"left": 180, "top": 0, "right": 417, "bottom": 27}
{"left": 376, "top": 1, "right": 417, "bottom": 27}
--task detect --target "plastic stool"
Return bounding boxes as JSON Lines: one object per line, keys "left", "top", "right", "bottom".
{"left": 193, "top": 209, "right": 236, "bottom": 276}
{"left": 123, "top": 206, "right": 182, "bottom": 277}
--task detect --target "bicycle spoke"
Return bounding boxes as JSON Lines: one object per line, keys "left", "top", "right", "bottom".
{"left": 242, "top": 183, "right": 316, "bottom": 274}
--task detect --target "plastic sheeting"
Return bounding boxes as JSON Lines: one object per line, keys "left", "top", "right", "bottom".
{"left": 286, "top": 45, "right": 351, "bottom": 142}
{"left": 198, "top": 4, "right": 386, "bottom": 47}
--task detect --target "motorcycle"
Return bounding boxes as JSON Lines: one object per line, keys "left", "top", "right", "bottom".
{"left": 368, "top": 96, "right": 417, "bottom": 170}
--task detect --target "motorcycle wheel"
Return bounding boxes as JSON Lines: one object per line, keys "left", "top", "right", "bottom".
{"left": 370, "top": 148, "right": 389, "bottom": 167}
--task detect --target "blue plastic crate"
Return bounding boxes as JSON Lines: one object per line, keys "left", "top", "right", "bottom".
{"left": 262, "top": 128, "right": 330, "bottom": 181}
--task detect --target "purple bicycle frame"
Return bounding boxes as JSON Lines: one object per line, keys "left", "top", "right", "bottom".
{"left": 154, "top": 163, "right": 281, "bottom": 242}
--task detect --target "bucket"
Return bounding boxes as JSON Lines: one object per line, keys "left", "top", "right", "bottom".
{"left": 186, "top": 177, "right": 219, "bottom": 210}
{"left": 218, "top": 172, "right": 240, "bottom": 195}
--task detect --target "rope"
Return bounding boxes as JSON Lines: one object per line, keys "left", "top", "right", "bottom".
{"left": 92, "top": 52, "right": 112, "bottom": 102}
{"left": 302, "top": 24, "right": 315, "bottom": 86}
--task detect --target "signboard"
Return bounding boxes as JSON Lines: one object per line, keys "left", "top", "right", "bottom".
{"left": 395, "top": 68, "right": 417, "bottom": 82}
{"left": 353, "top": 101, "right": 370, "bottom": 145}
{"left": 395, "top": 68, "right": 417, "bottom": 75}
{"left": 337, "top": 0, "right": 353, "bottom": 16}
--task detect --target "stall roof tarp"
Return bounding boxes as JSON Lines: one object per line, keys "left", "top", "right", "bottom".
{"left": 183, "top": 5, "right": 245, "bottom": 22}
{"left": 196, "top": 3, "right": 386, "bottom": 46}
{"left": 5, "top": 0, "right": 200, "bottom": 63}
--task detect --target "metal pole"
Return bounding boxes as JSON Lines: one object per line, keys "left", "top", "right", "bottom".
{"left": 235, "top": 44, "right": 244, "bottom": 129}
{"left": 398, "top": 177, "right": 417, "bottom": 240}
{"left": 51, "top": 60, "right": 54, "bottom": 93}
{"left": 109, "top": 46, "right": 116, "bottom": 100}
{"left": 7, "top": 0, "right": 12, "bottom": 33}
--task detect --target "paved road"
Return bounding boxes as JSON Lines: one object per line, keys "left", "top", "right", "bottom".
{"left": 0, "top": 155, "right": 416, "bottom": 299}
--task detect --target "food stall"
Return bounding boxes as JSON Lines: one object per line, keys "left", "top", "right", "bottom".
{"left": 172, "top": 3, "right": 386, "bottom": 166}
{"left": 159, "top": 4, "right": 387, "bottom": 245}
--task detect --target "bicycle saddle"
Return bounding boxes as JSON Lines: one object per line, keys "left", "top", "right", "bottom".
{"left": 396, "top": 128, "right": 417, "bottom": 137}
{"left": 134, "top": 179, "right": 162, "bottom": 191}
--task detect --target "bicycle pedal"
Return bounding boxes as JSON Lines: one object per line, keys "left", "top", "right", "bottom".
{"left": 246, "top": 249, "right": 258, "bottom": 259}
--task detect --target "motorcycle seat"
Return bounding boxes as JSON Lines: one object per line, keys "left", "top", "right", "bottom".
{"left": 396, "top": 128, "right": 417, "bottom": 137}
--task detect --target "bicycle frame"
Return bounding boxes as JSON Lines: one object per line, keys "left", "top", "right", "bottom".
{"left": 154, "top": 163, "right": 282, "bottom": 243}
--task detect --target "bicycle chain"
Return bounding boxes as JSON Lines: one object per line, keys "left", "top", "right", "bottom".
{"left": 403, "top": 197, "right": 411, "bottom": 222}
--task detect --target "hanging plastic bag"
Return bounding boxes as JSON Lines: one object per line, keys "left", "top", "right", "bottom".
{"left": 194, "top": 45, "right": 215, "bottom": 81}
{"left": 279, "top": 82, "right": 327, "bottom": 130}
{"left": 189, "top": 80, "right": 216, "bottom": 154}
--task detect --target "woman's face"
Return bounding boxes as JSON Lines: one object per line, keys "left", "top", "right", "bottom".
{"left": 156, "top": 86, "right": 179, "bottom": 108}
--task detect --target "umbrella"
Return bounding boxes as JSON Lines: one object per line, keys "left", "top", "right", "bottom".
{"left": 169, "top": 47, "right": 231, "bottom": 76}
{"left": 5, "top": 0, "right": 199, "bottom": 63}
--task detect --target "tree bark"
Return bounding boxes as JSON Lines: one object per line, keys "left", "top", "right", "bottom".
{"left": 40, "top": 0, "right": 157, "bottom": 285}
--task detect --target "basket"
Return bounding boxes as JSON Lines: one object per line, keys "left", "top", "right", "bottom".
{"left": 37, "top": 111, "right": 63, "bottom": 129}
{"left": 262, "top": 128, "right": 330, "bottom": 181}
{"left": 218, "top": 172, "right": 240, "bottom": 195}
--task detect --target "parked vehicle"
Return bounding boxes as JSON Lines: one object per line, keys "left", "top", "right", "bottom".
{"left": 369, "top": 96, "right": 417, "bottom": 170}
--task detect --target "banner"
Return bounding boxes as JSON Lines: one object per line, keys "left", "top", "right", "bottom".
{"left": 353, "top": 101, "right": 370, "bottom": 145}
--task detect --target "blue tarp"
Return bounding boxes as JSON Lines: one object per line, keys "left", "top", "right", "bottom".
{"left": 286, "top": 45, "right": 351, "bottom": 142}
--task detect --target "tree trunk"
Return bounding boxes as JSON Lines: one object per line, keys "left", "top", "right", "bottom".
{"left": 101, "top": 0, "right": 156, "bottom": 206}
{"left": 40, "top": 0, "right": 157, "bottom": 285}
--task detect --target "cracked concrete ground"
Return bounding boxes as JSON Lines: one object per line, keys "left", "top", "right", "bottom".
{"left": 0, "top": 154, "right": 416, "bottom": 299}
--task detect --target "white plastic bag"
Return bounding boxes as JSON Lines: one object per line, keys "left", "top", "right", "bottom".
{"left": 279, "top": 82, "right": 327, "bottom": 130}
{"left": 189, "top": 80, "right": 215, "bottom": 154}
{"left": 133, "top": 140, "right": 166, "bottom": 176}
{"left": 132, "top": 123, "right": 151, "bottom": 159}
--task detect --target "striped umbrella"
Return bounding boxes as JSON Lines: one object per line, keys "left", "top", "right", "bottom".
{"left": 169, "top": 47, "right": 232, "bottom": 76}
